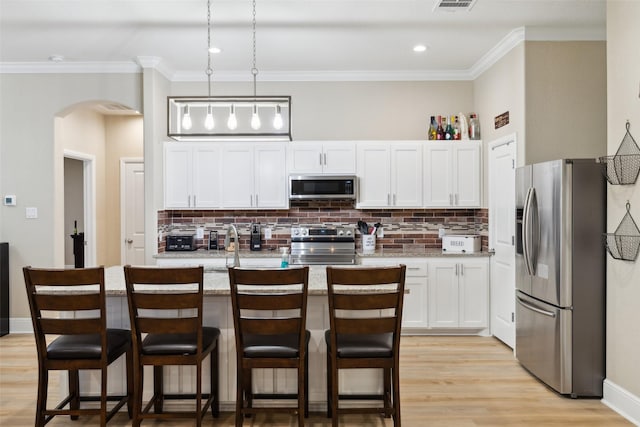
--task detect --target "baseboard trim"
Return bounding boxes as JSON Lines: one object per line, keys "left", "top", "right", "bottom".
{"left": 602, "top": 379, "right": 640, "bottom": 426}
{"left": 9, "top": 317, "right": 33, "bottom": 334}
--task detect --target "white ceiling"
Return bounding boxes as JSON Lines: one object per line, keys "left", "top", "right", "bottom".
{"left": 0, "top": 0, "right": 606, "bottom": 81}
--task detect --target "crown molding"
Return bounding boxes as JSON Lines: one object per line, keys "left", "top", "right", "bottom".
{"left": 469, "top": 27, "right": 525, "bottom": 80}
{"left": 0, "top": 25, "right": 603, "bottom": 81}
{"left": 0, "top": 61, "right": 140, "bottom": 74}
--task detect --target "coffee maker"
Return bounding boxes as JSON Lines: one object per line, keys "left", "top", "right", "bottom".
{"left": 250, "top": 223, "right": 261, "bottom": 251}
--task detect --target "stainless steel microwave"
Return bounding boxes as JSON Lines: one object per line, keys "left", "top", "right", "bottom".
{"left": 289, "top": 175, "right": 357, "bottom": 200}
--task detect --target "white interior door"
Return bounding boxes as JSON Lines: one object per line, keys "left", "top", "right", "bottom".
{"left": 122, "top": 160, "right": 145, "bottom": 265}
{"left": 489, "top": 135, "right": 516, "bottom": 348}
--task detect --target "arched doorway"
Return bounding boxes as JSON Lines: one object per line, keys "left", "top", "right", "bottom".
{"left": 56, "top": 101, "right": 143, "bottom": 267}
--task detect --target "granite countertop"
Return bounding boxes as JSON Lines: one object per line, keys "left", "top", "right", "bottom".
{"left": 155, "top": 249, "right": 492, "bottom": 259}
{"left": 154, "top": 249, "right": 282, "bottom": 259}
{"left": 101, "top": 265, "right": 350, "bottom": 296}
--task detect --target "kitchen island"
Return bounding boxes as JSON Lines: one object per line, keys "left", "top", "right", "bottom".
{"left": 83, "top": 265, "right": 400, "bottom": 411}
{"left": 84, "top": 251, "right": 491, "bottom": 411}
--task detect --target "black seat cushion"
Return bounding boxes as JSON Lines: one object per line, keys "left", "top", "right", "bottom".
{"left": 47, "top": 328, "right": 131, "bottom": 360}
{"left": 141, "top": 326, "right": 220, "bottom": 356}
{"left": 325, "top": 330, "right": 393, "bottom": 358}
{"left": 243, "top": 330, "right": 310, "bottom": 358}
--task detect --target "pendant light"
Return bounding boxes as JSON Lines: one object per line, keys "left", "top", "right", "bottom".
{"left": 167, "top": 0, "right": 292, "bottom": 141}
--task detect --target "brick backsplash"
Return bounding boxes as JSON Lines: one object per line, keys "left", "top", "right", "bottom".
{"left": 158, "top": 201, "right": 489, "bottom": 253}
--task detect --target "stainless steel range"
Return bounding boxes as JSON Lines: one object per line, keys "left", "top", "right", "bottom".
{"left": 290, "top": 226, "right": 356, "bottom": 265}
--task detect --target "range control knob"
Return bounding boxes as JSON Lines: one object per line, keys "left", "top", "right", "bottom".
{"left": 292, "top": 228, "right": 300, "bottom": 236}
{"left": 300, "top": 228, "right": 309, "bottom": 237}
{"left": 338, "top": 229, "right": 344, "bottom": 236}
{"left": 345, "top": 230, "right": 352, "bottom": 236}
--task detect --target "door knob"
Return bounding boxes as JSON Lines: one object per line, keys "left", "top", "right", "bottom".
{"left": 126, "top": 239, "right": 133, "bottom": 244}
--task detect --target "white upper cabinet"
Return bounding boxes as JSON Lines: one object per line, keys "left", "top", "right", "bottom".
{"left": 287, "top": 141, "right": 356, "bottom": 174}
{"left": 164, "top": 142, "right": 221, "bottom": 209}
{"left": 424, "top": 141, "right": 481, "bottom": 208}
{"left": 220, "top": 142, "right": 287, "bottom": 209}
{"left": 356, "top": 141, "right": 422, "bottom": 208}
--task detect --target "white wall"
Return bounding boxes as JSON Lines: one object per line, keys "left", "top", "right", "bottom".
{"left": 525, "top": 41, "right": 607, "bottom": 164}
{"left": 0, "top": 73, "right": 141, "bottom": 320}
{"left": 473, "top": 42, "right": 526, "bottom": 207}
{"left": 604, "top": 0, "right": 640, "bottom": 416}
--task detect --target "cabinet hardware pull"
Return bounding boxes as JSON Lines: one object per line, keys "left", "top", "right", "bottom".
{"left": 455, "top": 194, "right": 458, "bottom": 205}
{"left": 387, "top": 194, "right": 391, "bottom": 205}
{"left": 194, "top": 195, "right": 197, "bottom": 206}
{"left": 460, "top": 263, "right": 464, "bottom": 275}
{"left": 455, "top": 264, "right": 459, "bottom": 276}
{"left": 255, "top": 194, "right": 258, "bottom": 206}
{"left": 319, "top": 153, "right": 322, "bottom": 166}
{"left": 449, "top": 194, "right": 453, "bottom": 205}
{"left": 393, "top": 194, "right": 396, "bottom": 206}
{"left": 323, "top": 153, "right": 327, "bottom": 165}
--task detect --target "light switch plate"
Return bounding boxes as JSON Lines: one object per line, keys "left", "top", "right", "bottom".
{"left": 264, "top": 227, "right": 272, "bottom": 239}
{"left": 26, "top": 207, "right": 38, "bottom": 218}
{"left": 196, "top": 227, "right": 204, "bottom": 239}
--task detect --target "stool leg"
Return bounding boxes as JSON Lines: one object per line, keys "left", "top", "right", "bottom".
{"left": 211, "top": 346, "right": 219, "bottom": 418}
{"left": 331, "top": 363, "right": 339, "bottom": 427}
{"left": 126, "top": 349, "right": 134, "bottom": 419}
{"left": 392, "top": 365, "right": 401, "bottom": 427}
{"left": 196, "top": 362, "right": 202, "bottom": 427}
{"left": 35, "top": 366, "right": 48, "bottom": 427}
{"left": 100, "top": 367, "right": 108, "bottom": 427}
{"left": 153, "top": 366, "right": 164, "bottom": 413}
{"left": 326, "top": 351, "right": 331, "bottom": 418}
{"left": 69, "top": 369, "right": 80, "bottom": 420}
{"left": 298, "top": 356, "right": 305, "bottom": 426}
{"left": 304, "top": 350, "right": 309, "bottom": 418}
{"left": 235, "top": 362, "right": 243, "bottom": 427}
{"left": 384, "top": 367, "right": 392, "bottom": 418}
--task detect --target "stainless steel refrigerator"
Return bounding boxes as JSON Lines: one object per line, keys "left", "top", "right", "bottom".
{"left": 515, "top": 159, "right": 606, "bottom": 397}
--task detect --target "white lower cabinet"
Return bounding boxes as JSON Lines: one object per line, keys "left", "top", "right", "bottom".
{"left": 428, "top": 257, "right": 489, "bottom": 330}
{"left": 360, "top": 257, "right": 429, "bottom": 331}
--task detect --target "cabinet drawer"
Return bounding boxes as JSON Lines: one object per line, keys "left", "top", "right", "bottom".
{"left": 360, "top": 257, "right": 427, "bottom": 277}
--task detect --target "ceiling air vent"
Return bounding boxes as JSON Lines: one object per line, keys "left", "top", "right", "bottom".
{"left": 433, "top": 0, "right": 477, "bottom": 12}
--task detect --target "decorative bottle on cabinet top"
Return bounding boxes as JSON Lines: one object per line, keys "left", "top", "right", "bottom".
{"left": 469, "top": 113, "right": 481, "bottom": 140}
{"left": 428, "top": 116, "right": 437, "bottom": 140}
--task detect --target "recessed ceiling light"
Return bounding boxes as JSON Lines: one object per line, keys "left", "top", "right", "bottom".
{"left": 48, "top": 55, "right": 64, "bottom": 62}
{"left": 208, "top": 47, "right": 222, "bottom": 54}
{"left": 413, "top": 45, "right": 427, "bottom": 53}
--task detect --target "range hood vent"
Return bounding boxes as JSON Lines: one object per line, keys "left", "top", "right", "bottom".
{"left": 433, "top": 0, "right": 477, "bottom": 12}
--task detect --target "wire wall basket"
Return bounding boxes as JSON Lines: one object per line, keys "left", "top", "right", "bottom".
{"left": 604, "top": 201, "right": 640, "bottom": 261}
{"left": 599, "top": 121, "right": 640, "bottom": 185}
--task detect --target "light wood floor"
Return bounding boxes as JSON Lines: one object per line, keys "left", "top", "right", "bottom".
{"left": 0, "top": 334, "right": 632, "bottom": 426}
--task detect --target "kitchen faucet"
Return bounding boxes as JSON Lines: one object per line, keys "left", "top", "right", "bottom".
{"left": 225, "top": 224, "right": 240, "bottom": 268}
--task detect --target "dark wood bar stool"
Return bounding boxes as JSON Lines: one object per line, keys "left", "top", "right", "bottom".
{"left": 325, "top": 265, "right": 406, "bottom": 427}
{"left": 228, "top": 267, "right": 310, "bottom": 427}
{"left": 124, "top": 265, "right": 220, "bottom": 427}
{"left": 23, "top": 266, "right": 133, "bottom": 427}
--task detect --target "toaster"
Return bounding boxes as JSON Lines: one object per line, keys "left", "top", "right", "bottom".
{"left": 442, "top": 235, "right": 481, "bottom": 253}
{"left": 166, "top": 234, "right": 197, "bottom": 251}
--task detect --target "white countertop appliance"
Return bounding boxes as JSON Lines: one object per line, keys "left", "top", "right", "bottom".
{"left": 442, "top": 235, "right": 481, "bottom": 253}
